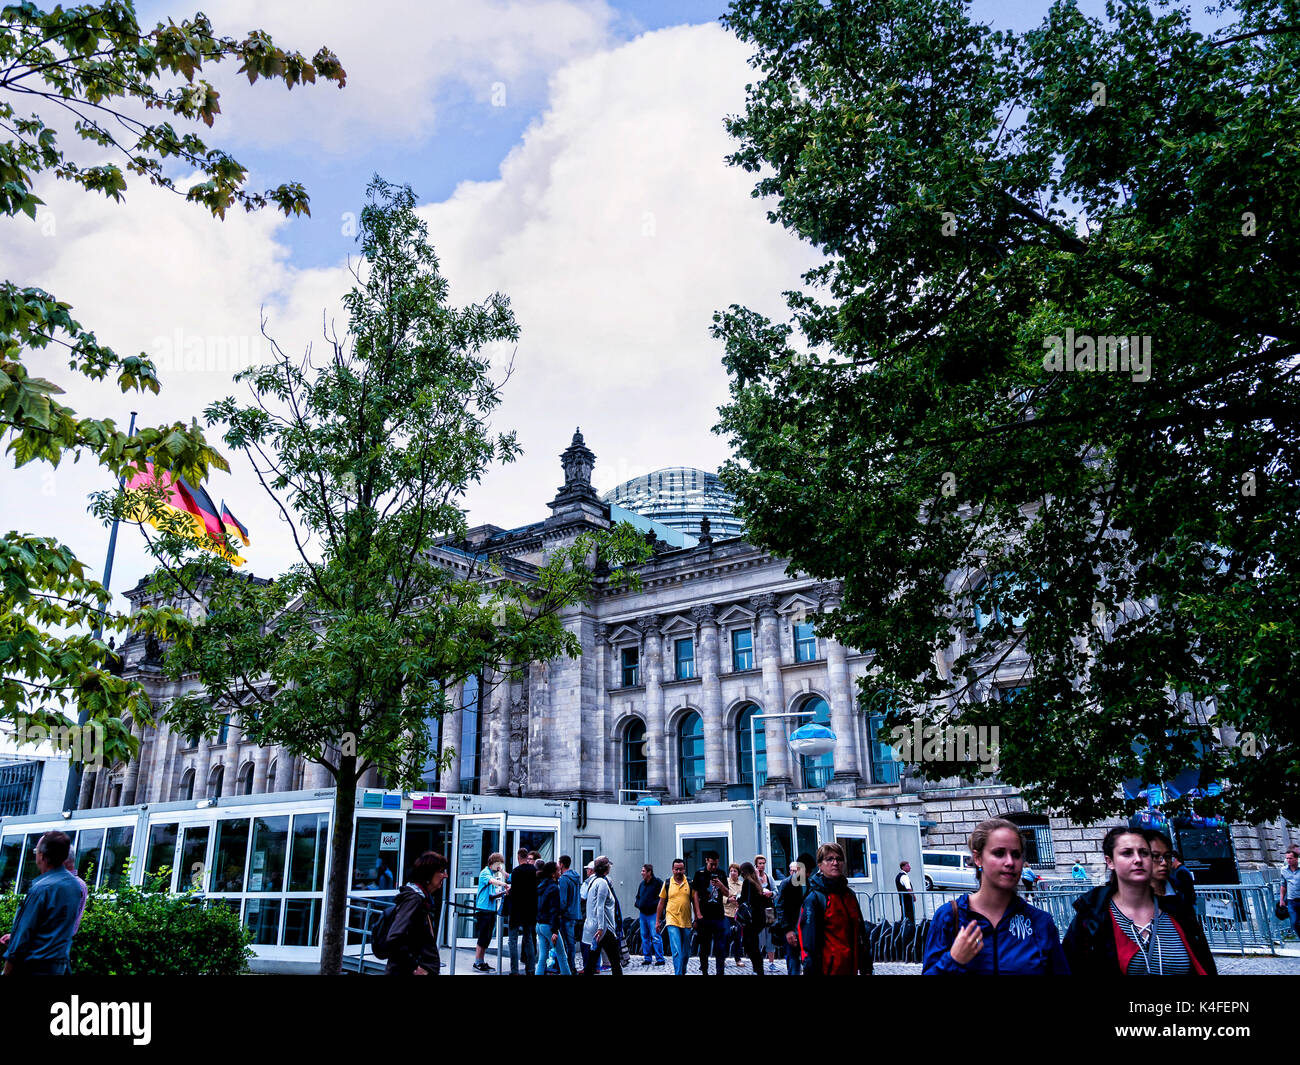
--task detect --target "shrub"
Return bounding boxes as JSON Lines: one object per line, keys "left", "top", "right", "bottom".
{"left": 0, "top": 867, "right": 253, "bottom": 975}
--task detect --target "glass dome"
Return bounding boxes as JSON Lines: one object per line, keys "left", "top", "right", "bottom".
{"left": 600, "top": 467, "right": 744, "bottom": 542}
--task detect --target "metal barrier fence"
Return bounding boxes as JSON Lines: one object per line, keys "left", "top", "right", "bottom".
{"left": 860, "top": 883, "right": 1294, "bottom": 964}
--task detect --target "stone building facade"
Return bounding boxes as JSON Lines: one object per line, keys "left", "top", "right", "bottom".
{"left": 83, "top": 430, "right": 1296, "bottom": 876}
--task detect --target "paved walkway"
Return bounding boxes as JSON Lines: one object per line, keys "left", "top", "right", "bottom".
{"left": 443, "top": 948, "right": 1300, "bottom": 976}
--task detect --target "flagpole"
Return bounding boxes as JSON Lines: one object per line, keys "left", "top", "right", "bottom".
{"left": 63, "top": 410, "right": 136, "bottom": 812}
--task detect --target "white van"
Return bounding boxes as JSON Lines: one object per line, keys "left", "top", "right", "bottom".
{"left": 921, "top": 849, "right": 979, "bottom": 890}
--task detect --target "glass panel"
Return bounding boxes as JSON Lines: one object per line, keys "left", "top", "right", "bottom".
{"left": 796, "top": 824, "right": 819, "bottom": 865}
{"left": 244, "top": 897, "right": 281, "bottom": 945}
{"left": 732, "top": 629, "right": 754, "bottom": 671}
{"left": 799, "top": 696, "right": 835, "bottom": 789}
{"left": 289, "top": 813, "right": 329, "bottom": 892}
{"left": 206, "top": 898, "right": 241, "bottom": 919}
{"left": 459, "top": 674, "right": 481, "bottom": 793}
{"left": 18, "top": 832, "right": 45, "bottom": 892}
{"left": 178, "top": 826, "right": 209, "bottom": 891}
{"left": 144, "top": 823, "right": 179, "bottom": 890}
{"left": 869, "top": 712, "right": 901, "bottom": 785}
{"left": 736, "top": 704, "right": 767, "bottom": 788}
{"left": 621, "top": 648, "right": 639, "bottom": 688}
{"left": 352, "top": 819, "right": 402, "bottom": 891}
{"left": 623, "top": 721, "right": 647, "bottom": 792}
{"left": 838, "top": 834, "right": 869, "bottom": 878}
{"left": 768, "top": 823, "right": 793, "bottom": 875}
{"left": 675, "top": 638, "right": 695, "bottom": 680}
{"left": 283, "top": 899, "right": 321, "bottom": 946}
{"left": 0, "top": 836, "right": 22, "bottom": 893}
{"left": 210, "top": 819, "right": 250, "bottom": 893}
{"left": 249, "top": 816, "right": 289, "bottom": 892}
{"left": 101, "top": 826, "right": 134, "bottom": 890}
{"left": 74, "top": 828, "right": 104, "bottom": 885}
{"left": 794, "top": 622, "right": 817, "bottom": 662}
{"left": 680, "top": 835, "right": 728, "bottom": 876}
{"left": 678, "top": 712, "right": 704, "bottom": 797}
{"left": 512, "top": 829, "right": 556, "bottom": 864}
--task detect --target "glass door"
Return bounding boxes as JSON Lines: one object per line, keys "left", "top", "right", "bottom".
{"left": 452, "top": 812, "right": 505, "bottom": 948}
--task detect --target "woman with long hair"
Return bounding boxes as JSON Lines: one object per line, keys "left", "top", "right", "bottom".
{"left": 736, "top": 861, "right": 767, "bottom": 975}
{"left": 1062, "top": 827, "right": 1216, "bottom": 975}
{"left": 922, "top": 817, "right": 1070, "bottom": 974}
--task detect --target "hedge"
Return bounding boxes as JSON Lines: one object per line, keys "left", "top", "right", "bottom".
{"left": 0, "top": 868, "right": 253, "bottom": 975}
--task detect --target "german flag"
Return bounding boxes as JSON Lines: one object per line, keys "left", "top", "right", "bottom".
{"left": 221, "top": 501, "right": 250, "bottom": 547}
{"left": 125, "top": 460, "right": 244, "bottom": 565}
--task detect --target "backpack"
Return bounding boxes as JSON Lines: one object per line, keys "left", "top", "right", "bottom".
{"left": 370, "top": 900, "right": 401, "bottom": 960}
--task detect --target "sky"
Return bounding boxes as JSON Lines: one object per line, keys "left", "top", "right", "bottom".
{"left": 3, "top": 0, "right": 1114, "bottom": 620}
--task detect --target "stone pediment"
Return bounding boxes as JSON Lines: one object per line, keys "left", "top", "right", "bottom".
{"left": 659, "top": 613, "right": 696, "bottom": 636}
{"left": 715, "top": 603, "right": 755, "bottom": 626}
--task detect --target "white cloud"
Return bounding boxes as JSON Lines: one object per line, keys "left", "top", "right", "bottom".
{"left": 2, "top": 20, "right": 817, "bottom": 617}
{"left": 197, "top": 0, "right": 619, "bottom": 151}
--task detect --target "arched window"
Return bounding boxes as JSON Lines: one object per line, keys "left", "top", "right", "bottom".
{"left": 208, "top": 764, "right": 224, "bottom": 799}
{"left": 178, "top": 768, "right": 194, "bottom": 802}
{"left": 798, "top": 695, "right": 834, "bottom": 790}
{"left": 735, "top": 703, "right": 767, "bottom": 792}
{"left": 266, "top": 759, "right": 278, "bottom": 793}
{"left": 678, "top": 711, "right": 704, "bottom": 798}
{"left": 864, "top": 690, "right": 901, "bottom": 785}
{"left": 974, "top": 572, "right": 1031, "bottom": 630}
{"left": 458, "top": 674, "right": 482, "bottom": 794}
{"left": 623, "top": 719, "right": 647, "bottom": 795}
{"left": 237, "top": 762, "right": 254, "bottom": 795}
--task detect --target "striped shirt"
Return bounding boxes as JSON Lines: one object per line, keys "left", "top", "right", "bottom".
{"left": 1110, "top": 899, "right": 1192, "bottom": 975}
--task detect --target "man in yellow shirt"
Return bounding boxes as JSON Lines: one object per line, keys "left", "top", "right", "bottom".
{"left": 656, "top": 857, "right": 694, "bottom": 975}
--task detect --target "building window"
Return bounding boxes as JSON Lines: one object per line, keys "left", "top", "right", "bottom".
{"left": 798, "top": 695, "right": 835, "bottom": 790}
{"left": 208, "top": 765, "right": 224, "bottom": 800}
{"left": 793, "top": 620, "right": 818, "bottom": 662}
{"left": 620, "top": 647, "right": 640, "bottom": 688}
{"left": 178, "top": 768, "right": 194, "bottom": 802}
{"left": 1004, "top": 813, "right": 1055, "bottom": 868}
{"left": 735, "top": 703, "right": 767, "bottom": 793}
{"left": 218, "top": 714, "right": 232, "bottom": 744}
{"left": 623, "top": 719, "right": 648, "bottom": 794}
{"left": 266, "top": 759, "right": 278, "bottom": 793}
{"left": 834, "top": 827, "right": 872, "bottom": 880}
{"left": 238, "top": 763, "right": 255, "bottom": 795}
{"left": 731, "top": 628, "right": 754, "bottom": 671}
{"left": 458, "top": 674, "right": 482, "bottom": 794}
{"left": 675, "top": 637, "right": 695, "bottom": 680}
{"left": 864, "top": 692, "right": 902, "bottom": 785}
{"left": 678, "top": 711, "right": 704, "bottom": 798}
{"left": 974, "top": 572, "right": 1030, "bottom": 630}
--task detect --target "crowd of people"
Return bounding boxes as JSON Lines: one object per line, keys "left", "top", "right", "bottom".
{"left": 383, "top": 842, "right": 873, "bottom": 975}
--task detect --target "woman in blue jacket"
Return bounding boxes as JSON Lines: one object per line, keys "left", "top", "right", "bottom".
{"left": 923, "top": 817, "right": 1070, "bottom": 974}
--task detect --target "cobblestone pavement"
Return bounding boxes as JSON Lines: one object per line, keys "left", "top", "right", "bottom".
{"left": 448, "top": 949, "right": 1300, "bottom": 975}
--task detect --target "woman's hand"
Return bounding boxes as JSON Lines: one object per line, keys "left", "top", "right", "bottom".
{"left": 949, "top": 919, "right": 985, "bottom": 965}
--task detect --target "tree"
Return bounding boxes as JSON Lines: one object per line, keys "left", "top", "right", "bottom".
{"left": 1, "top": 1, "right": 344, "bottom": 770}
{"left": 132, "top": 178, "right": 650, "bottom": 975}
{"left": 714, "top": 0, "right": 1299, "bottom": 823}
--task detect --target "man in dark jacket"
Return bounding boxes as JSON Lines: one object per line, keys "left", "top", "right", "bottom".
{"left": 1061, "top": 882, "right": 1216, "bottom": 975}
{"left": 558, "top": 855, "right": 583, "bottom": 973}
{"left": 775, "top": 858, "right": 809, "bottom": 975}
{"left": 635, "top": 864, "right": 665, "bottom": 966}
{"left": 1168, "top": 852, "right": 1197, "bottom": 910}
{"left": 384, "top": 851, "right": 448, "bottom": 976}
{"left": 798, "top": 843, "right": 873, "bottom": 976}
{"left": 508, "top": 849, "right": 539, "bottom": 975}
{"left": 2, "top": 831, "right": 83, "bottom": 975}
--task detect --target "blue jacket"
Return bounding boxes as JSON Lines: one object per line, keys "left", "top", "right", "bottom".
{"left": 923, "top": 892, "right": 1070, "bottom": 974}
{"left": 537, "top": 878, "right": 565, "bottom": 928}
{"left": 4, "top": 867, "right": 84, "bottom": 966}
{"left": 559, "top": 869, "right": 582, "bottom": 921}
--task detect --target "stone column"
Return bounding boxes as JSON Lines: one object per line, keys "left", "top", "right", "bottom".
{"left": 640, "top": 615, "right": 668, "bottom": 796}
{"left": 753, "top": 595, "right": 791, "bottom": 788}
{"left": 595, "top": 625, "right": 611, "bottom": 799}
{"left": 152, "top": 727, "right": 178, "bottom": 803}
{"left": 441, "top": 681, "right": 464, "bottom": 792}
{"left": 694, "top": 605, "right": 727, "bottom": 792}
{"left": 825, "top": 636, "right": 862, "bottom": 794}
{"left": 78, "top": 767, "right": 97, "bottom": 810}
{"left": 252, "top": 743, "right": 272, "bottom": 793}
{"left": 482, "top": 664, "right": 512, "bottom": 795}
{"left": 193, "top": 736, "right": 213, "bottom": 799}
{"left": 222, "top": 717, "right": 242, "bottom": 797}
{"left": 120, "top": 718, "right": 143, "bottom": 805}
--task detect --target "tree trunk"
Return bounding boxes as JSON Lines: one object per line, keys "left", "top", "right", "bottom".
{"left": 319, "top": 756, "right": 356, "bottom": 975}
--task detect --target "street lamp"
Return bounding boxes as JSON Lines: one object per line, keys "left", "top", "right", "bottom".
{"left": 748, "top": 710, "right": 837, "bottom": 863}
